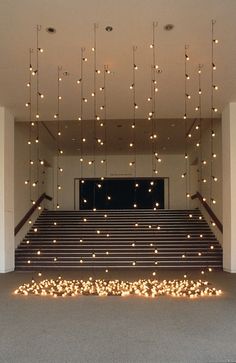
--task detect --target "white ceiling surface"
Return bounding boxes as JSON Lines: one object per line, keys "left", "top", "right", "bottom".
{"left": 20, "top": 118, "right": 211, "bottom": 155}
{"left": 0, "top": 0, "right": 236, "bottom": 122}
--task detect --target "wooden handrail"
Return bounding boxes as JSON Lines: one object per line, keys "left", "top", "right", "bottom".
{"left": 15, "top": 193, "right": 53, "bottom": 235}
{"left": 191, "top": 192, "right": 223, "bottom": 233}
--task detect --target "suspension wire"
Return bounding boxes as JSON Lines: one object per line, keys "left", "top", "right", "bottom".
{"left": 79, "top": 47, "right": 85, "bottom": 208}
{"left": 35, "top": 25, "right": 42, "bottom": 212}
{"left": 93, "top": 23, "right": 99, "bottom": 210}
{"left": 55, "top": 66, "right": 62, "bottom": 209}
{"left": 198, "top": 65, "right": 203, "bottom": 196}
{"left": 103, "top": 65, "right": 108, "bottom": 178}
{"left": 150, "top": 22, "right": 158, "bottom": 177}
{"left": 28, "top": 48, "right": 33, "bottom": 209}
{"left": 132, "top": 45, "right": 137, "bottom": 207}
{"left": 184, "top": 45, "right": 190, "bottom": 207}
{"left": 210, "top": 19, "right": 217, "bottom": 208}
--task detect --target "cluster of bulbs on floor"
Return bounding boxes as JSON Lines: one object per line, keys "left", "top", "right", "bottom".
{"left": 14, "top": 276, "right": 222, "bottom": 298}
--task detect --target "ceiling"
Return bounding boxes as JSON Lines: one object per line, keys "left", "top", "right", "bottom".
{"left": 0, "top": 0, "right": 236, "bottom": 122}
{"left": 18, "top": 118, "right": 217, "bottom": 155}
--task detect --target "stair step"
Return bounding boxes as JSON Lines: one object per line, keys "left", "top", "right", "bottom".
{"left": 15, "top": 209, "right": 222, "bottom": 270}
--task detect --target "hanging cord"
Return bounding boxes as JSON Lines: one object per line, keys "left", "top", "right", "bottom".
{"left": 79, "top": 47, "right": 85, "bottom": 208}
{"left": 198, "top": 65, "right": 203, "bottom": 196}
{"left": 210, "top": 19, "right": 218, "bottom": 208}
{"left": 184, "top": 45, "right": 190, "bottom": 207}
{"left": 93, "top": 23, "right": 99, "bottom": 209}
{"left": 27, "top": 48, "right": 33, "bottom": 210}
{"left": 103, "top": 65, "right": 108, "bottom": 178}
{"left": 132, "top": 45, "right": 137, "bottom": 207}
{"left": 55, "top": 66, "right": 62, "bottom": 209}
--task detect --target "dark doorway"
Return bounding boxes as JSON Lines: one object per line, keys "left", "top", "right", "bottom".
{"left": 79, "top": 178, "right": 165, "bottom": 210}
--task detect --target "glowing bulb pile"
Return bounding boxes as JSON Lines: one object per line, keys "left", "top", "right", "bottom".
{"left": 14, "top": 277, "right": 222, "bottom": 299}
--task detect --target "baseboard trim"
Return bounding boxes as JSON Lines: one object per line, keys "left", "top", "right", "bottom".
{"left": 223, "top": 268, "right": 236, "bottom": 273}
{"left": 0, "top": 267, "right": 14, "bottom": 273}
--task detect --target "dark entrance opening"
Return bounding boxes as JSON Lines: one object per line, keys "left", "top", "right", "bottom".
{"left": 79, "top": 178, "right": 165, "bottom": 210}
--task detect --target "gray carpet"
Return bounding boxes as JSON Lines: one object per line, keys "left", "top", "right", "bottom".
{"left": 0, "top": 269, "right": 236, "bottom": 363}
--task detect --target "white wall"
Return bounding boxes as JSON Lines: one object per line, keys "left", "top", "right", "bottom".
{"left": 189, "top": 118, "right": 222, "bottom": 242}
{"left": 14, "top": 123, "right": 55, "bottom": 245}
{"left": 53, "top": 153, "right": 186, "bottom": 210}
{"left": 222, "top": 103, "right": 236, "bottom": 272}
{"left": 0, "top": 107, "right": 14, "bottom": 272}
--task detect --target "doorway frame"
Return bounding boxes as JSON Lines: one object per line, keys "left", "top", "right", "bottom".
{"left": 74, "top": 177, "right": 170, "bottom": 210}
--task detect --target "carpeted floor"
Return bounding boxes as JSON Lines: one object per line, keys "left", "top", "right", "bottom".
{"left": 0, "top": 269, "right": 236, "bottom": 363}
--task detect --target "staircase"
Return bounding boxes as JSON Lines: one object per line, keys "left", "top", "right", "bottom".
{"left": 15, "top": 209, "right": 222, "bottom": 270}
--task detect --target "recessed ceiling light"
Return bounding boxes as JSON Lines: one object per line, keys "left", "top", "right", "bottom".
{"left": 46, "top": 27, "right": 56, "bottom": 34}
{"left": 164, "top": 24, "right": 174, "bottom": 31}
{"left": 105, "top": 26, "right": 113, "bottom": 32}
